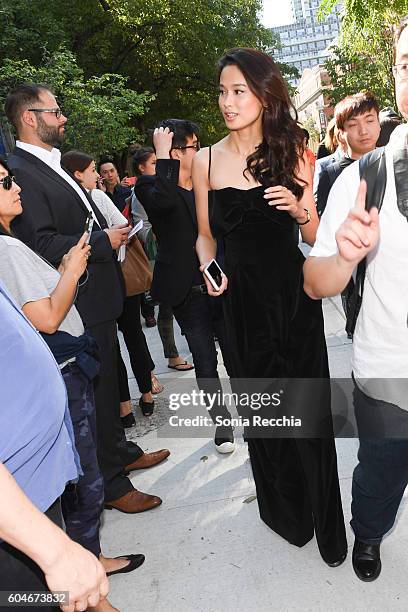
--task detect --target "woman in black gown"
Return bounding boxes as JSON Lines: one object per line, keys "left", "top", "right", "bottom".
{"left": 193, "top": 48, "right": 347, "bottom": 566}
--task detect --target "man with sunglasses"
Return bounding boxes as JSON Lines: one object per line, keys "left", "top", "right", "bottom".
{"left": 304, "top": 18, "right": 408, "bottom": 583}
{"left": 135, "top": 119, "right": 235, "bottom": 453}
{"left": 4, "top": 83, "right": 167, "bottom": 515}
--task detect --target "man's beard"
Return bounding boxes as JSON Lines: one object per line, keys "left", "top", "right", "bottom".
{"left": 36, "top": 115, "right": 64, "bottom": 147}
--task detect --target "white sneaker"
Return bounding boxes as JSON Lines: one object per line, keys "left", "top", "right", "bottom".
{"left": 215, "top": 439, "right": 236, "bottom": 454}
{"left": 214, "top": 426, "right": 236, "bottom": 454}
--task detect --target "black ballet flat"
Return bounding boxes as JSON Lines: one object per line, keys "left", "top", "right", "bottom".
{"left": 139, "top": 397, "right": 154, "bottom": 417}
{"left": 106, "top": 553, "right": 145, "bottom": 577}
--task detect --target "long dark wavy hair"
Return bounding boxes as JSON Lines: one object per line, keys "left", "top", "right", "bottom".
{"left": 218, "top": 48, "right": 305, "bottom": 198}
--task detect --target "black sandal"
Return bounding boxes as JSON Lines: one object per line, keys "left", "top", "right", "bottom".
{"left": 139, "top": 397, "right": 154, "bottom": 416}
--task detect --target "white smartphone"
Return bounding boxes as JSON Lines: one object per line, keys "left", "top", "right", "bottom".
{"left": 84, "top": 212, "right": 94, "bottom": 245}
{"left": 203, "top": 259, "right": 224, "bottom": 291}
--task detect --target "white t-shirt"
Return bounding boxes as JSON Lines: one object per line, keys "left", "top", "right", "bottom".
{"left": 309, "top": 144, "right": 408, "bottom": 409}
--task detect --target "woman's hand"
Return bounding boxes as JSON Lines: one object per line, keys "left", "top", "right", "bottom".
{"left": 62, "top": 233, "right": 91, "bottom": 280}
{"left": 263, "top": 185, "right": 305, "bottom": 221}
{"left": 199, "top": 263, "right": 228, "bottom": 296}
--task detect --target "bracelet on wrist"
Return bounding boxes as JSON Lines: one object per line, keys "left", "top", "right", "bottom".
{"left": 296, "top": 208, "right": 311, "bottom": 226}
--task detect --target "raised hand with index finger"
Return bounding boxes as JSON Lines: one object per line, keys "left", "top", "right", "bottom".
{"left": 335, "top": 179, "right": 380, "bottom": 266}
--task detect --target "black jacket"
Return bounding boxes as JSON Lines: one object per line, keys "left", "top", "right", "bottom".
{"left": 8, "top": 147, "right": 124, "bottom": 327}
{"left": 313, "top": 149, "right": 352, "bottom": 216}
{"left": 134, "top": 159, "right": 198, "bottom": 307}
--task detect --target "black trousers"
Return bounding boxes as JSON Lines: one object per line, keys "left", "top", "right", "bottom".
{"left": 0, "top": 499, "right": 62, "bottom": 611}
{"left": 89, "top": 320, "right": 143, "bottom": 502}
{"left": 157, "top": 303, "right": 179, "bottom": 359}
{"left": 173, "top": 288, "right": 232, "bottom": 425}
{"left": 351, "top": 383, "right": 408, "bottom": 544}
{"left": 117, "top": 294, "right": 154, "bottom": 396}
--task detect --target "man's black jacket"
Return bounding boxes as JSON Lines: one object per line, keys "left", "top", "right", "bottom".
{"left": 134, "top": 159, "right": 198, "bottom": 307}
{"left": 8, "top": 147, "right": 124, "bottom": 327}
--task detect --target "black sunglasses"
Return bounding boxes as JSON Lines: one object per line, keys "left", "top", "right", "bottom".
{"left": 0, "top": 176, "right": 16, "bottom": 190}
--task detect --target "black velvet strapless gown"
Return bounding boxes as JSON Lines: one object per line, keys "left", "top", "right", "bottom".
{"left": 210, "top": 186, "right": 347, "bottom": 564}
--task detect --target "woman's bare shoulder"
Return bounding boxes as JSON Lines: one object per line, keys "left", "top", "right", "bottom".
{"left": 196, "top": 136, "right": 229, "bottom": 161}
{"left": 194, "top": 146, "right": 210, "bottom": 169}
{"left": 211, "top": 136, "right": 229, "bottom": 153}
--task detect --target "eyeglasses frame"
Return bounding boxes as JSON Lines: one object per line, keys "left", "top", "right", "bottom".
{"left": 171, "top": 142, "right": 201, "bottom": 152}
{"left": 392, "top": 64, "right": 408, "bottom": 80}
{"left": 27, "top": 108, "right": 63, "bottom": 119}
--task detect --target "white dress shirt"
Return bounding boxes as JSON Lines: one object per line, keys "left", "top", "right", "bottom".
{"left": 16, "top": 141, "right": 95, "bottom": 218}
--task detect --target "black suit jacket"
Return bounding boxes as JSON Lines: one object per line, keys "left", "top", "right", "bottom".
{"left": 313, "top": 149, "right": 345, "bottom": 216}
{"left": 8, "top": 147, "right": 124, "bottom": 327}
{"left": 134, "top": 159, "right": 198, "bottom": 307}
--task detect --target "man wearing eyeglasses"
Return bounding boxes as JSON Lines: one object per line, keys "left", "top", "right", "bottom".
{"left": 303, "top": 18, "right": 408, "bottom": 583}
{"left": 135, "top": 119, "right": 236, "bottom": 453}
{"left": 4, "top": 83, "right": 167, "bottom": 515}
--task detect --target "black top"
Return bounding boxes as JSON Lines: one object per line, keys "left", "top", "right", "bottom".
{"left": 106, "top": 184, "right": 132, "bottom": 212}
{"left": 134, "top": 159, "right": 199, "bottom": 307}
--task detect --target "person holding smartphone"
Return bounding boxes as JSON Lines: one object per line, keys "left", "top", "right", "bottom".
{"left": 193, "top": 48, "right": 347, "bottom": 566}
{"left": 0, "top": 159, "right": 145, "bottom": 611}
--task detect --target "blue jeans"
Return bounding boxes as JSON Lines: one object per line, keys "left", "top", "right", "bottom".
{"left": 351, "top": 382, "right": 408, "bottom": 544}
{"left": 173, "top": 287, "right": 232, "bottom": 425}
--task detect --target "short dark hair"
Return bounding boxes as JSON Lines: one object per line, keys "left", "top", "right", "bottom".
{"left": 61, "top": 150, "right": 94, "bottom": 174}
{"left": 0, "top": 156, "right": 12, "bottom": 176}
{"left": 98, "top": 155, "right": 117, "bottom": 173}
{"left": 335, "top": 92, "right": 379, "bottom": 131}
{"left": 4, "top": 83, "right": 53, "bottom": 131}
{"left": 154, "top": 119, "right": 199, "bottom": 149}
{"left": 133, "top": 146, "right": 154, "bottom": 175}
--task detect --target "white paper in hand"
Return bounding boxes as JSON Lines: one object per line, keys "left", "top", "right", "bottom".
{"left": 128, "top": 219, "right": 143, "bottom": 240}
{"left": 117, "top": 219, "right": 144, "bottom": 262}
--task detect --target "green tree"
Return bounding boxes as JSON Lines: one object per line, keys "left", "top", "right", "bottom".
{"left": 0, "top": 50, "right": 152, "bottom": 157}
{"left": 0, "top": 0, "right": 290, "bottom": 145}
{"left": 323, "top": 45, "right": 396, "bottom": 108}
{"left": 319, "top": 0, "right": 408, "bottom": 109}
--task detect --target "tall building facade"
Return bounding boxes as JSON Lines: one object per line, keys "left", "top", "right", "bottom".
{"left": 271, "top": 0, "right": 342, "bottom": 81}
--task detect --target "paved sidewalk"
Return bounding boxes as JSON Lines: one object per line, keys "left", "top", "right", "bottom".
{"left": 101, "top": 296, "right": 408, "bottom": 612}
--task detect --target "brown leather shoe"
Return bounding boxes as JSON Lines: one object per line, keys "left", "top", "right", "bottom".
{"left": 105, "top": 489, "right": 162, "bottom": 514}
{"left": 125, "top": 449, "right": 170, "bottom": 473}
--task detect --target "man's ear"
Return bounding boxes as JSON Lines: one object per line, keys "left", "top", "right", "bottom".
{"left": 170, "top": 148, "right": 181, "bottom": 161}
{"left": 337, "top": 129, "right": 346, "bottom": 146}
{"left": 20, "top": 109, "right": 36, "bottom": 129}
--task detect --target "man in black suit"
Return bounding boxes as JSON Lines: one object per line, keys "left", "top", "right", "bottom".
{"left": 134, "top": 119, "right": 235, "bottom": 453}
{"left": 5, "top": 83, "right": 169, "bottom": 513}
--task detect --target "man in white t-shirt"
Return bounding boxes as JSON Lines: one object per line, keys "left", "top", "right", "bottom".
{"left": 303, "top": 20, "right": 408, "bottom": 582}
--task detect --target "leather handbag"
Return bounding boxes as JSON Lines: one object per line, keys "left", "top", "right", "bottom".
{"left": 121, "top": 235, "right": 152, "bottom": 297}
